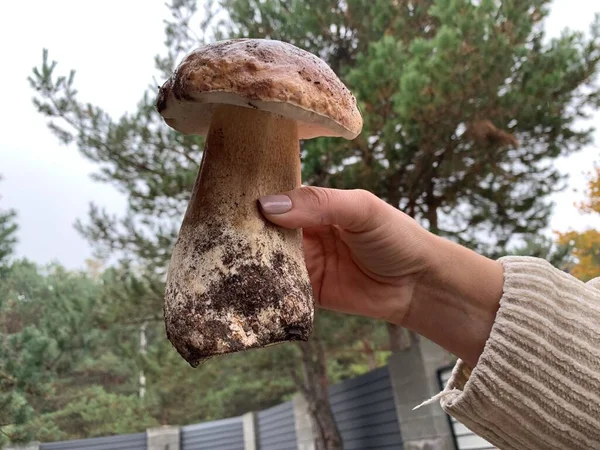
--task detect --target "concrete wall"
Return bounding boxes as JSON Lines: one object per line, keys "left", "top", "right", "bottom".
{"left": 293, "top": 394, "right": 316, "bottom": 450}
{"left": 388, "top": 338, "right": 456, "bottom": 450}
{"left": 148, "top": 426, "right": 180, "bottom": 450}
{"left": 242, "top": 412, "right": 258, "bottom": 450}
{"left": 6, "top": 444, "right": 40, "bottom": 450}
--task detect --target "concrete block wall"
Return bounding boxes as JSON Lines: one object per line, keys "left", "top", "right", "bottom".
{"left": 388, "top": 338, "right": 456, "bottom": 450}
{"left": 242, "top": 412, "right": 258, "bottom": 450}
{"left": 147, "top": 426, "right": 180, "bottom": 450}
{"left": 6, "top": 444, "right": 40, "bottom": 450}
{"left": 293, "top": 393, "right": 316, "bottom": 450}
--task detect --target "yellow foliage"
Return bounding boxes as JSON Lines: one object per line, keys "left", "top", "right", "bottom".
{"left": 579, "top": 165, "right": 600, "bottom": 215}
{"left": 555, "top": 164, "right": 600, "bottom": 282}
{"left": 557, "top": 230, "right": 600, "bottom": 282}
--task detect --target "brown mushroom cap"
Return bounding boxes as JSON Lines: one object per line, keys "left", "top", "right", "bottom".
{"left": 157, "top": 39, "right": 363, "bottom": 140}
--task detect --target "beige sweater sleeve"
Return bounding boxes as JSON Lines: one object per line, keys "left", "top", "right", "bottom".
{"left": 439, "top": 256, "right": 600, "bottom": 450}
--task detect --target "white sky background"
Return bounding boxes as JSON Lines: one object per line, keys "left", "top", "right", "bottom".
{"left": 0, "top": 0, "right": 599, "bottom": 269}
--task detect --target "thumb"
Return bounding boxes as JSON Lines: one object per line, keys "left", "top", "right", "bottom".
{"left": 258, "top": 187, "right": 387, "bottom": 232}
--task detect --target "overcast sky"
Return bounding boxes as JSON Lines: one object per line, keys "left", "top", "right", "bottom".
{"left": 1, "top": 0, "right": 599, "bottom": 269}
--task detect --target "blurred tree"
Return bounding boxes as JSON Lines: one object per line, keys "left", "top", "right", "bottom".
{"left": 29, "top": 0, "right": 600, "bottom": 447}
{"left": 557, "top": 165, "right": 600, "bottom": 281}
{"left": 0, "top": 176, "right": 18, "bottom": 270}
{"left": 29, "top": 386, "right": 158, "bottom": 443}
{"left": 0, "top": 261, "right": 178, "bottom": 446}
{"left": 0, "top": 261, "right": 105, "bottom": 445}
{"left": 558, "top": 230, "right": 600, "bottom": 280}
{"left": 509, "top": 234, "right": 573, "bottom": 268}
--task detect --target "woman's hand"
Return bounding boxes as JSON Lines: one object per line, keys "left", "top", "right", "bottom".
{"left": 260, "top": 187, "right": 432, "bottom": 323}
{"left": 260, "top": 187, "right": 504, "bottom": 367}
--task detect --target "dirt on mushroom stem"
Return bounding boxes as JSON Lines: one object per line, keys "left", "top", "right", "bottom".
{"left": 164, "top": 104, "right": 315, "bottom": 367}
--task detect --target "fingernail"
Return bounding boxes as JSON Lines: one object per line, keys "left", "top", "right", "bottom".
{"left": 259, "top": 195, "right": 292, "bottom": 214}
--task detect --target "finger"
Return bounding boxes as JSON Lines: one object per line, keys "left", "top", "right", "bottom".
{"left": 258, "top": 187, "right": 390, "bottom": 233}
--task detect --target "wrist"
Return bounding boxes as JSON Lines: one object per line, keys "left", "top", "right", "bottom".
{"left": 404, "top": 234, "right": 504, "bottom": 367}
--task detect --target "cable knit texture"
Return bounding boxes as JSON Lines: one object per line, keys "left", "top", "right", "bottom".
{"left": 440, "top": 256, "right": 600, "bottom": 450}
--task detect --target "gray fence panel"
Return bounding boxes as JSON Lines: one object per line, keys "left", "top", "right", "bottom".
{"left": 439, "top": 367, "right": 497, "bottom": 450}
{"left": 257, "top": 400, "right": 297, "bottom": 450}
{"left": 329, "top": 366, "right": 402, "bottom": 450}
{"left": 40, "top": 432, "right": 146, "bottom": 450}
{"left": 181, "top": 416, "right": 244, "bottom": 450}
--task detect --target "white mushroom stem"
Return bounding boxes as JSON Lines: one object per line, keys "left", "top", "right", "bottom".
{"left": 164, "top": 104, "right": 314, "bottom": 366}
{"left": 189, "top": 104, "right": 301, "bottom": 230}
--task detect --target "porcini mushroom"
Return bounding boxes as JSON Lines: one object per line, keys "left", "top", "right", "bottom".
{"left": 157, "top": 39, "right": 362, "bottom": 367}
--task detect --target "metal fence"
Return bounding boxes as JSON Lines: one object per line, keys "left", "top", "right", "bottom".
{"left": 330, "top": 366, "right": 402, "bottom": 449}
{"left": 256, "top": 401, "right": 297, "bottom": 450}
{"left": 39, "top": 432, "right": 146, "bottom": 450}
{"left": 181, "top": 416, "right": 244, "bottom": 450}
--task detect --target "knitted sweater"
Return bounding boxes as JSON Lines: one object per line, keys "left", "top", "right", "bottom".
{"left": 439, "top": 256, "right": 600, "bottom": 450}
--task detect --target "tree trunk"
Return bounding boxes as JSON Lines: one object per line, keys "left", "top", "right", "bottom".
{"left": 294, "top": 335, "right": 343, "bottom": 450}
{"left": 425, "top": 181, "right": 440, "bottom": 235}
{"left": 361, "top": 338, "right": 378, "bottom": 370}
{"left": 386, "top": 322, "right": 412, "bottom": 352}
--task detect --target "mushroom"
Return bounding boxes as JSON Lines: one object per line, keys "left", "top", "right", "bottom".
{"left": 157, "top": 39, "right": 362, "bottom": 367}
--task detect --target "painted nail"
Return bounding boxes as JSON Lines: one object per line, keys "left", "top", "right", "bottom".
{"left": 259, "top": 195, "right": 292, "bottom": 214}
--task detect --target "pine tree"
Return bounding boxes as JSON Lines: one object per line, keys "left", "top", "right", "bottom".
{"left": 0, "top": 176, "right": 18, "bottom": 270}
{"left": 0, "top": 260, "right": 163, "bottom": 446}
{"left": 0, "top": 260, "right": 103, "bottom": 445}
{"left": 218, "top": 0, "right": 600, "bottom": 253}
{"left": 510, "top": 234, "right": 573, "bottom": 269}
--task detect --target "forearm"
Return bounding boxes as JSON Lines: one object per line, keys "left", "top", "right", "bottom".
{"left": 402, "top": 235, "right": 504, "bottom": 367}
